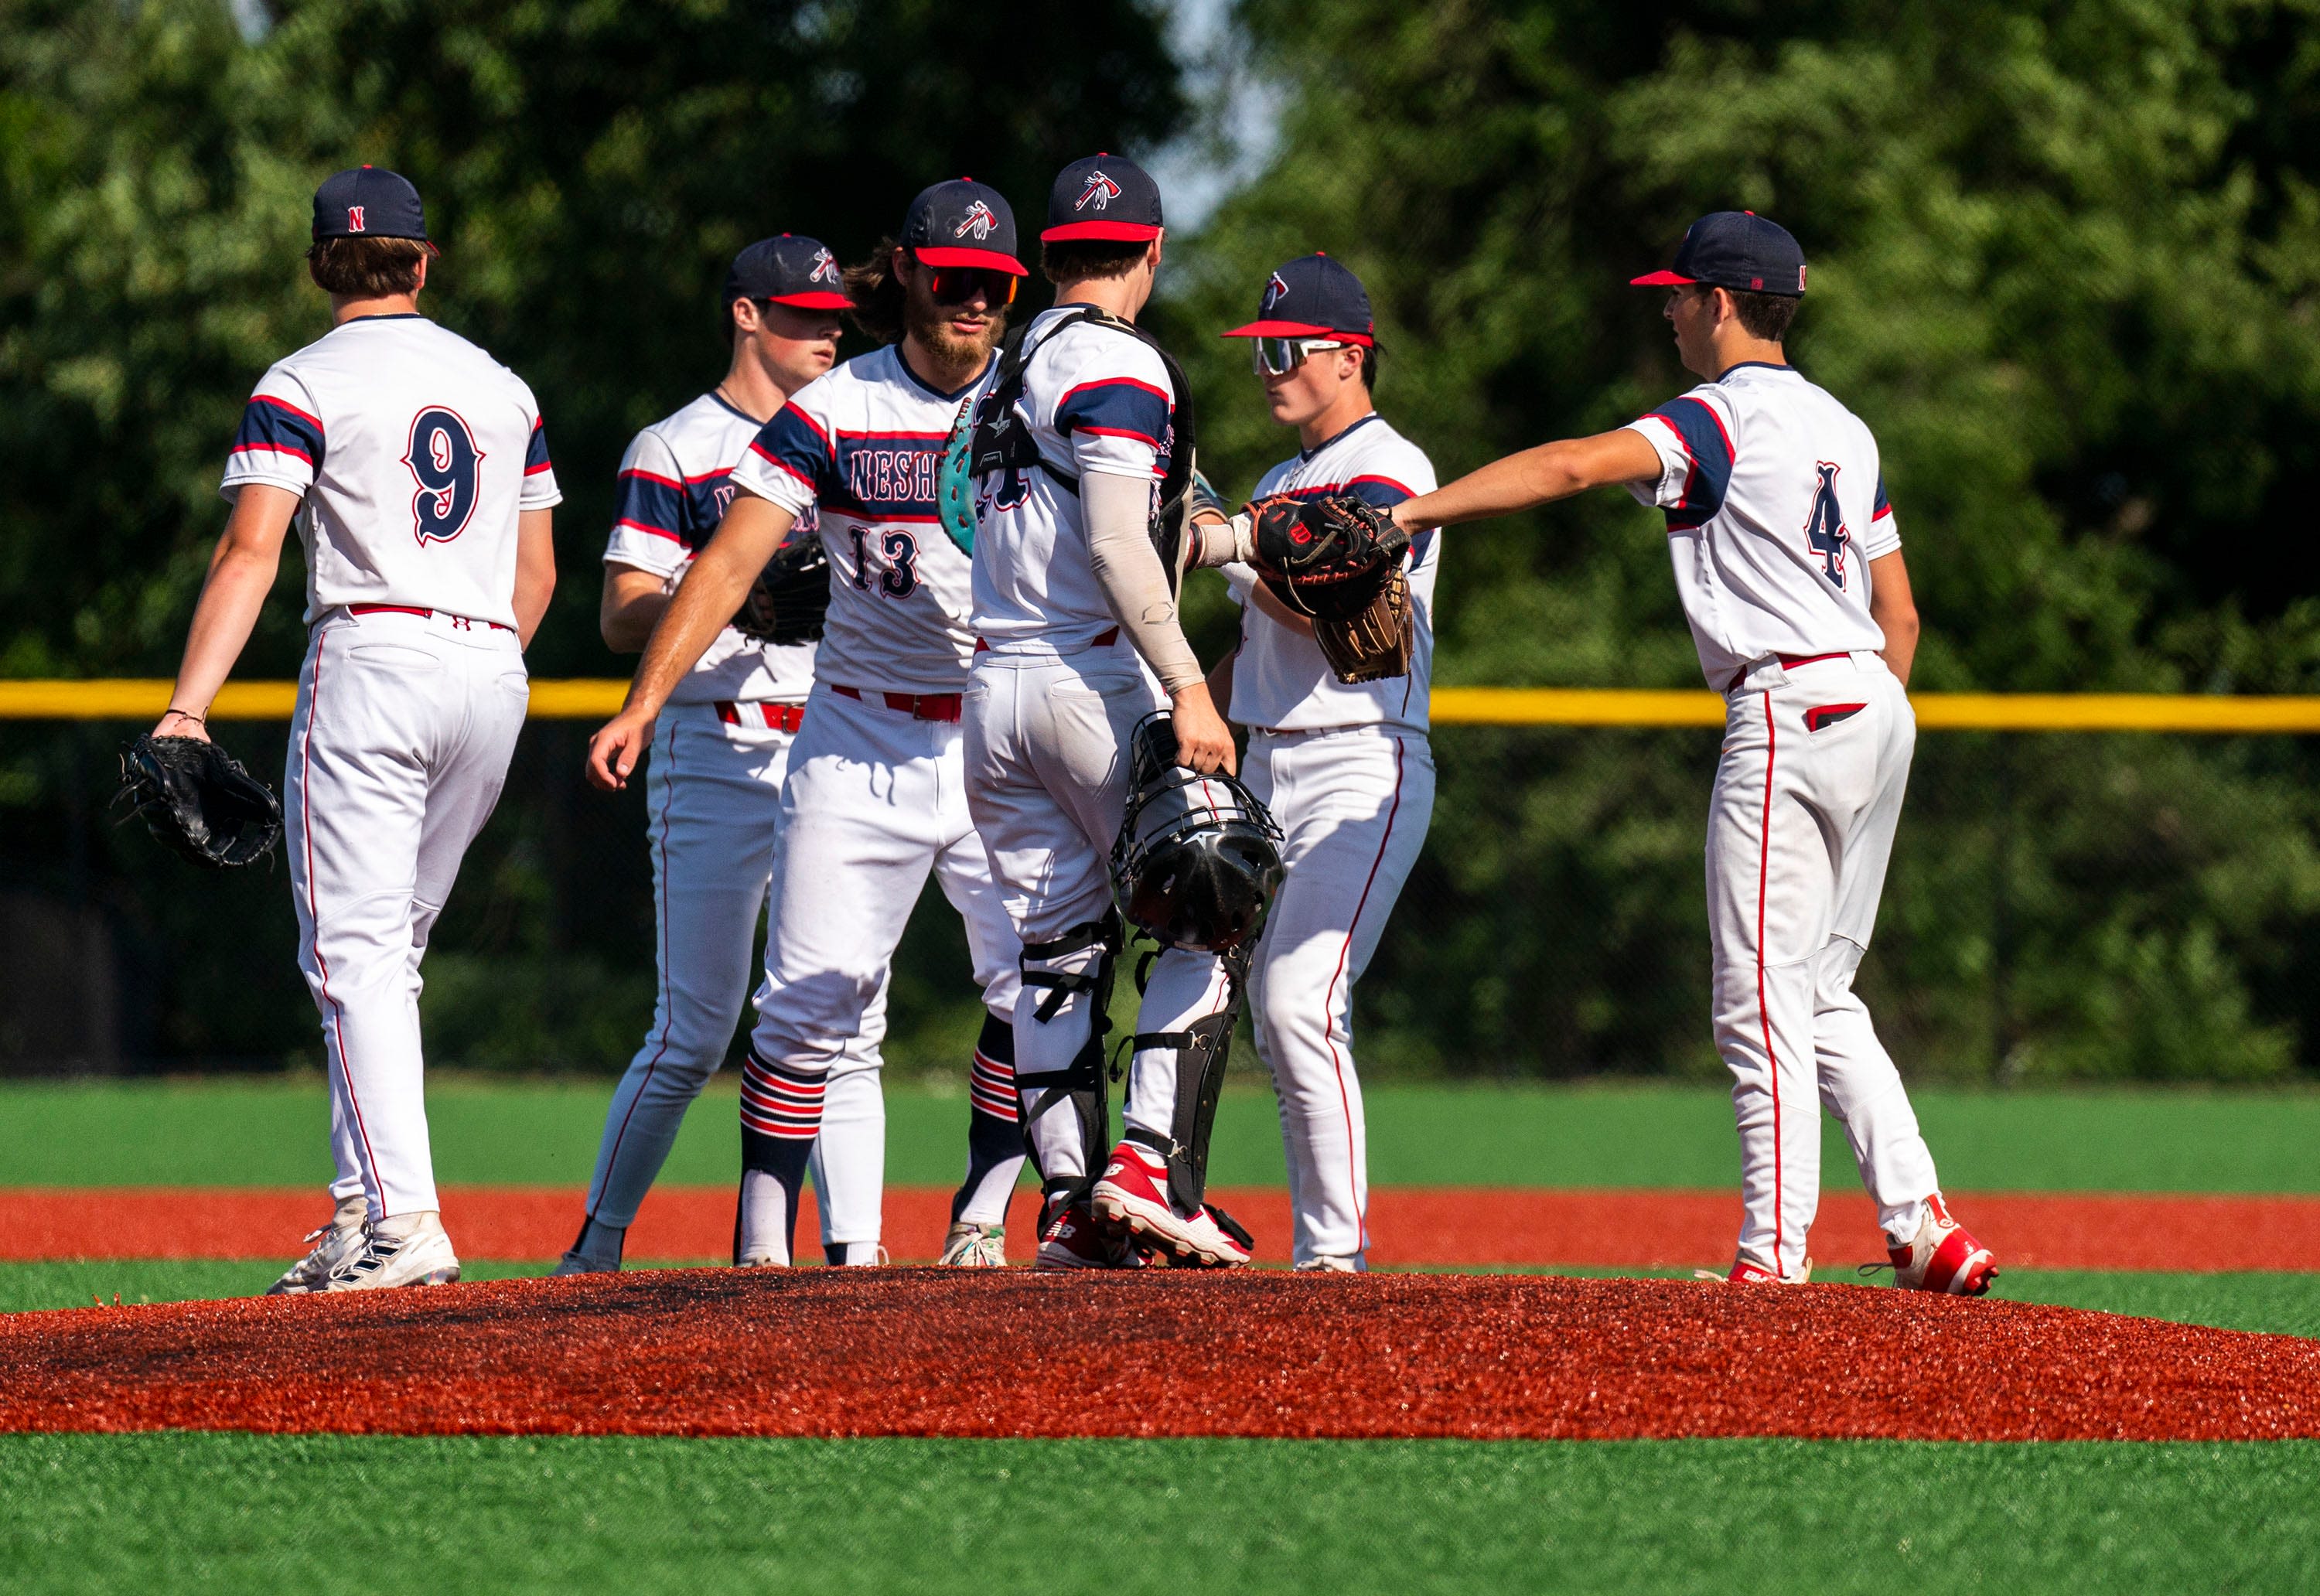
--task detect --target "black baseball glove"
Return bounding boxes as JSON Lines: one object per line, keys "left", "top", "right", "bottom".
{"left": 1249, "top": 493, "right": 1416, "bottom": 683}
{"left": 118, "top": 732, "right": 283, "bottom": 869}
{"left": 732, "top": 537, "right": 831, "bottom": 646}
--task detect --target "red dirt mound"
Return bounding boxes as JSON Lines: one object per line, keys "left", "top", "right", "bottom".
{"left": 5, "top": 1270, "right": 2316, "bottom": 1441}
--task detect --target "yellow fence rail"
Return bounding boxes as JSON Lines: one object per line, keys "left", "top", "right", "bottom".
{"left": 8, "top": 679, "right": 2320, "bottom": 732}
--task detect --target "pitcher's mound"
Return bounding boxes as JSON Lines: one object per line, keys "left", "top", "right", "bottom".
{"left": 7, "top": 1270, "right": 2316, "bottom": 1441}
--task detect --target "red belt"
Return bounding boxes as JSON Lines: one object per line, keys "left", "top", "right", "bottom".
{"left": 831, "top": 684, "right": 963, "bottom": 723}
{"left": 348, "top": 603, "right": 513, "bottom": 635}
{"left": 715, "top": 700, "right": 806, "bottom": 732}
{"left": 1728, "top": 651, "right": 1850, "bottom": 692}
{"left": 973, "top": 626, "right": 1119, "bottom": 654}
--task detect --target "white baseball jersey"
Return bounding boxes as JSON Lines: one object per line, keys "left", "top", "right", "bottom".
{"left": 605, "top": 393, "right": 818, "bottom": 706}
{"left": 1622, "top": 361, "right": 1899, "bottom": 688}
{"left": 970, "top": 307, "right": 1177, "bottom": 654}
{"left": 1225, "top": 414, "right": 1440, "bottom": 733}
{"left": 222, "top": 314, "right": 563, "bottom": 629}
{"left": 730, "top": 345, "right": 990, "bottom": 694}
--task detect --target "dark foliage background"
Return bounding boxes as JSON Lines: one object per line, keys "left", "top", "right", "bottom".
{"left": 7, "top": 0, "right": 2320, "bottom": 1083}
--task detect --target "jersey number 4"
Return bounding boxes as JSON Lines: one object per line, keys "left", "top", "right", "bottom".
{"left": 404, "top": 408, "right": 485, "bottom": 545}
{"left": 1803, "top": 461, "right": 1850, "bottom": 588}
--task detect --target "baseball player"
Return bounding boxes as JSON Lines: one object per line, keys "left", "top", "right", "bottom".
{"left": 1208, "top": 254, "right": 1439, "bottom": 1272}
{"left": 556, "top": 236, "right": 882, "bottom": 1275}
{"left": 155, "top": 168, "right": 560, "bottom": 1291}
{"left": 586, "top": 179, "right": 1029, "bottom": 1269}
{"left": 961, "top": 153, "right": 1265, "bottom": 1269}
{"left": 1395, "top": 211, "right": 1997, "bottom": 1294}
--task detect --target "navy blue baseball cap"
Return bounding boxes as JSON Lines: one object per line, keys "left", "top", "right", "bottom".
{"left": 1632, "top": 211, "right": 1806, "bottom": 297}
{"left": 900, "top": 179, "right": 1026, "bottom": 275}
{"left": 725, "top": 234, "right": 850, "bottom": 311}
{"left": 1221, "top": 252, "right": 1376, "bottom": 346}
{"left": 1041, "top": 153, "right": 1163, "bottom": 243}
{"left": 312, "top": 165, "right": 430, "bottom": 243}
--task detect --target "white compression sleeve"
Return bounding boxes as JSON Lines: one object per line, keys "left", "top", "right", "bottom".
{"left": 1082, "top": 469, "right": 1203, "bottom": 693}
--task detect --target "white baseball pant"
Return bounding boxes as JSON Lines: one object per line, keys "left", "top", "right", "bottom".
{"left": 964, "top": 646, "right": 1232, "bottom": 1187}
{"left": 288, "top": 608, "right": 528, "bottom": 1222}
{"left": 1710, "top": 651, "right": 1941, "bottom": 1277}
{"left": 578, "top": 704, "right": 886, "bottom": 1234}
{"left": 735, "top": 680, "right": 1023, "bottom": 1262}
{"left": 1244, "top": 726, "right": 1435, "bottom": 1267}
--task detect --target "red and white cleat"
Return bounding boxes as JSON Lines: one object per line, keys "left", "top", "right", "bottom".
{"left": 1697, "top": 1254, "right": 1813, "bottom": 1284}
{"left": 1091, "top": 1142, "right": 1251, "bottom": 1268}
{"left": 1888, "top": 1194, "right": 1998, "bottom": 1295}
{"left": 1034, "top": 1199, "right": 1145, "bottom": 1271}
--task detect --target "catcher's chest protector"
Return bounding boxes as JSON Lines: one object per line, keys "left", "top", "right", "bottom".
{"left": 946, "top": 308, "right": 1199, "bottom": 590}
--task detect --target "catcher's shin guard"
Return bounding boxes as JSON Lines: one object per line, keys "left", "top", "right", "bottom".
{"left": 1124, "top": 944, "right": 1253, "bottom": 1216}
{"left": 1013, "top": 909, "right": 1124, "bottom": 1205}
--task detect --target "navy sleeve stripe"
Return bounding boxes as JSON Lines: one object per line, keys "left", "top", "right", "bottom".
{"left": 613, "top": 472, "right": 687, "bottom": 537}
{"left": 230, "top": 394, "right": 326, "bottom": 469}
{"left": 755, "top": 404, "right": 837, "bottom": 493}
{"left": 1645, "top": 397, "right": 1733, "bottom": 524}
{"left": 525, "top": 417, "right": 554, "bottom": 476}
{"left": 1056, "top": 377, "right": 1172, "bottom": 449}
{"left": 1872, "top": 473, "right": 1892, "bottom": 520}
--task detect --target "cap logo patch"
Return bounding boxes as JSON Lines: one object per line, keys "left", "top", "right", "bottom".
{"left": 1751, "top": 277, "right": 1763, "bottom": 289}
{"left": 1261, "top": 271, "right": 1289, "bottom": 309}
{"left": 954, "top": 201, "right": 998, "bottom": 240}
{"left": 810, "top": 247, "right": 840, "bottom": 285}
{"left": 348, "top": 206, "right": 365, "bottom": 234}
{"left": 1799, "top": 264, "right": 1808, "bottom": 291}
{"left": 1075, "top": 170, "right": 1122, "bottom": 212}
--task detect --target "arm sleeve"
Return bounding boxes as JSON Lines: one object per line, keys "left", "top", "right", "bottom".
{"left": 1083, "top": 469, "right": 1202, "bottom": 693}
{"left": 220, "top": 370, "right": 323, "bottom": 502}
{"left": 1622, "top": 394, "right": 1735, "bottom": 527}
{"left": 1059, "top": 372, "right": 1172, "bottom": 483}
{"left": 520, "top": 412, "right": 563, "bottom": 509}
{"left": 730, "top": 399, "right": 833, "bottom": 517}
{"left": 603, "top": 430, "right": 690, "bottom": 578}
{"left": 1858, "top": 471, "right": 1902, "bottom": 559}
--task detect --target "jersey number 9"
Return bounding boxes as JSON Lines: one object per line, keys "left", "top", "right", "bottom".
{"left": 404, "top": 408, "right": 485, "bottom": 545}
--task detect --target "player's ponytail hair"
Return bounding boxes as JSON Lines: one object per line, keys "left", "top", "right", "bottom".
{"left": 842, "top": 239, "right": 908, "bottom": 345}
{"left": 305, "top": 237, "right": 432, "bottom": 298}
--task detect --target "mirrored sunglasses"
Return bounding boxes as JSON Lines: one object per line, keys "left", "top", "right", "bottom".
{"left": 1253, "top": 336, "right": 1351, "bottom": 377}
{"left": 926, "top": 267, "right": 1019, "bottom": 308}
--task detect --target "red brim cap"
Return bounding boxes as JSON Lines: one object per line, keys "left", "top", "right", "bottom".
{"left": 1629, "top": 269, "right": 1698, "bottom": 286}
{"left": 766, "top": 290, "right": 851, "bottom": 310}
{"left": 1220, "top": 319, "right": 1375, "bottom": 346}
{"left": 913, "top": 245, "right": 1029, "bottom": 275}
{"left": 1039, "top": 220, "right": 1162, "bottom": 243}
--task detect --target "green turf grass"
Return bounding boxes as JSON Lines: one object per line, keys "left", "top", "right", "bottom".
{"left": 1, "top": 1433, "right": 2313, "bottom": 1595}
{"left": 9, "top": 1261, "right": 2320, "bottom": 1337}
{"left": 5, "top": 1079, "right": 2317, "bottom": 1190}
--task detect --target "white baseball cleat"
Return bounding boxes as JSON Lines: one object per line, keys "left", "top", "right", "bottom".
{"left": 267, "top": 1195, "right": 368, "bottom": 1295}
{"left": 1697, "top": 1254, "right": 1813, "bottom": 1284}
{"left": 320, "top": 1212, "right": 461, "bottom": 1291}
{"left": 1887, "top": 1194, "right": 1998, "bottom": 1295}
{"left": 938, "top": 1221, "right": 1008, "bottom": 1267}
{"left": 1091, "top": 1141, "right": 1251, "bottom": 1268}
{"left": 734, "top": 1251, "right": 789, "bottom": 1268}
{"left": 1294, "top": 1254, "right": 1364, "bottom": 1274}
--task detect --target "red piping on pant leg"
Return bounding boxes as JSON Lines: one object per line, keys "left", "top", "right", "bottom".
{"left": 303, "top": 629, "right": 385, "bottom": 1216}
{"left": 592, "top": 722, "right": 681, "bottom": 1219}
{"left": 1754, "top": 689, "right": 1783, "bottom": 1276}
{"left": 1320, "top": 738, "right": 1406, "bottom": 1254}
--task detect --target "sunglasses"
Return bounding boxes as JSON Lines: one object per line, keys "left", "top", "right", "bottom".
{"left": 925, "top": 266, "right": 1018, "bottom": 308}
{"left": 1252, "top": 336, "right": 1353, "bottom": 377}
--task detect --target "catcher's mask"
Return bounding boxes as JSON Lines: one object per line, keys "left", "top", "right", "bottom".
{"left": 1111, "top": 713, "right": 1284, "bottom": 952}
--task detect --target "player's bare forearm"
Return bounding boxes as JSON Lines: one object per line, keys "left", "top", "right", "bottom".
{"left": 512, "top": 508, "right": 557, "bottom": 649}
{"left": 599, "top": 565, "right": 674, "bottom": 654}
{"left": 1396, "top": 429, "right": 1663, "bottom": 532}
{"left": 1246, "top": 578, "right": 1316, "bottom": 639}
{"left": 1868, "top": 548, "right": 1919, "bottom": 687}
{"left": 156, "top": 483, "right": 299, "bottom": 740}
{"left": 623, "top": 492, "right": 793, "bottom": 718}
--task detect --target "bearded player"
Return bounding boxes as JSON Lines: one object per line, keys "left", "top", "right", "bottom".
{"left": 962, "top": 154, "right": 1271, "bottom": 1269}
{"left": 159, "top": 169, "right": 559, "bottom": 1291}
{"left": 554, "top": 236, "right": 892, "bottom": 1274}
{"left": 1207, "top": 254, "right": 1438, "bottom": 1272}
{"left": 588, "top": 180, "right": 1029, "bottom": 1269}
{"left": 1395, "top": 211, "right": 1995, "bottom": 1294}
